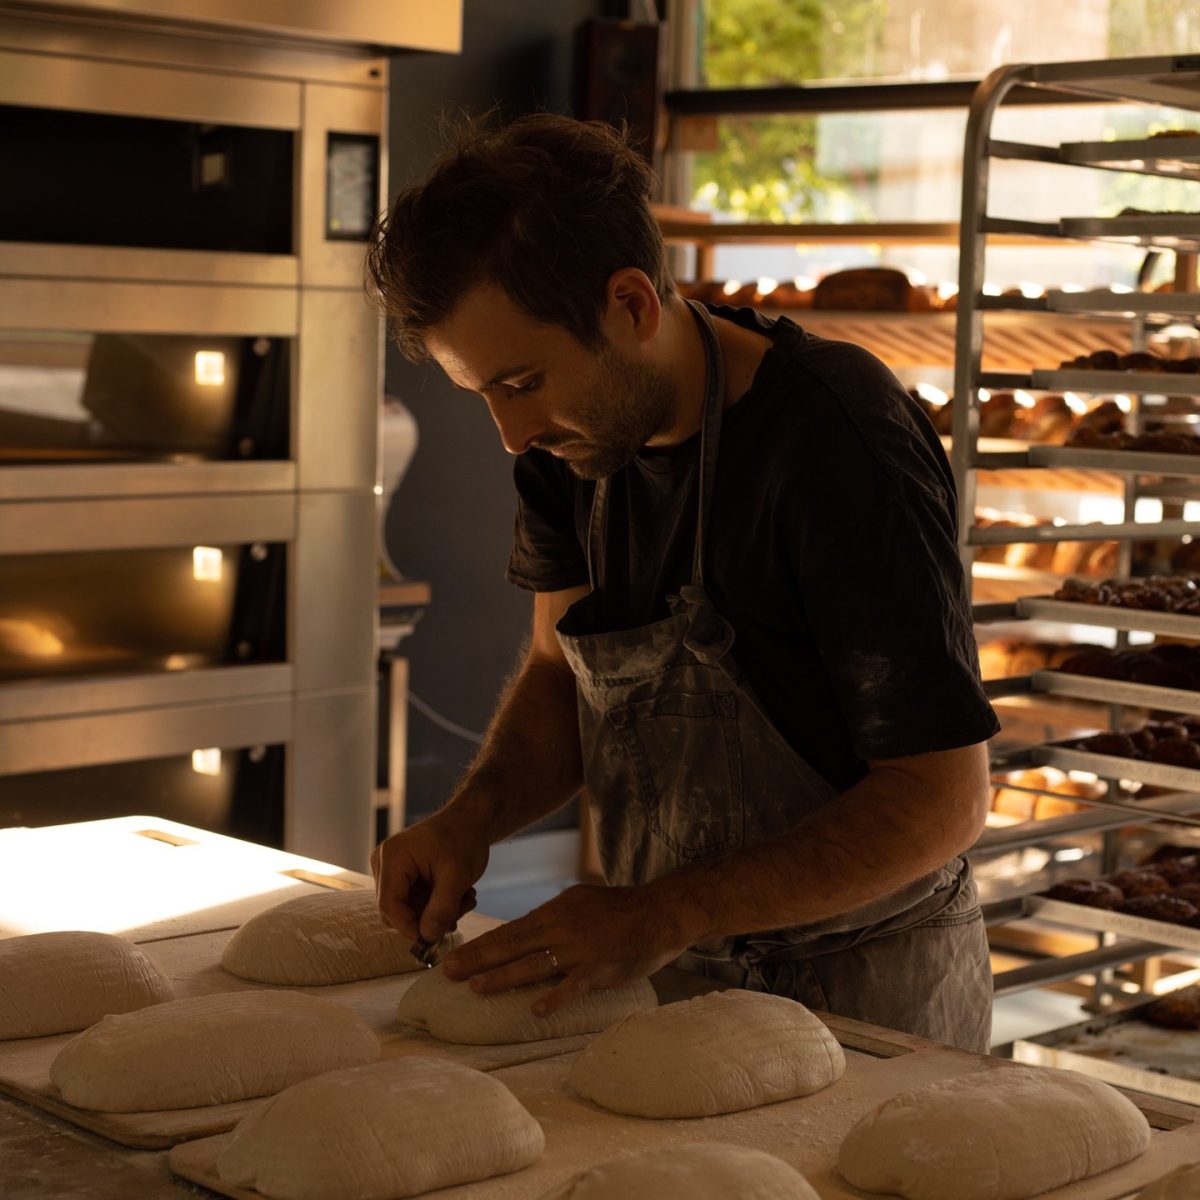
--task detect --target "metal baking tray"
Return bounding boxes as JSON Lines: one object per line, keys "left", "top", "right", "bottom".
{"left": 1031, "top": 741, "right": 1200, "bottom": 793}
{"left": 1029, "top": 368, "right": 1200, "bottom": 396}
{"left": 1030, "top": 669, "right": 1200, "bottom": 716}
{"left": 1014, "top": 999, "right": 1200, "bottom": 1105}
{"left": 1059, "top": 135, "right": 1200, "bottom": 180}
{"left": 1029, "top": 445, "right": 1200, "bottom": 475}
{"left": 1025, "top": 894, "right": 1200, "bottom": 955}
{"left": 1016, "top": 597, "right": 1200, "bottom": 639}
{"left": 1044, "top": 288, "right": 1200, "bottom": 318}
{"left": 1060, "top": 214, "right": 1200, "bottom": 250}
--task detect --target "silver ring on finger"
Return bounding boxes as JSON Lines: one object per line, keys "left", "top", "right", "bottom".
{"left": 544, "top": 948, "right": 560, "bottom": 973}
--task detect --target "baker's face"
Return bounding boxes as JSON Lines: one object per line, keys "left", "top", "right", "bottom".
{"left": 424, "top": 283, "right": 674, "bottom": 480}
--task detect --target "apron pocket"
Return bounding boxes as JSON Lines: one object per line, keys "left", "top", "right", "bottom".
{"left": 607, "top": 689, "right": 746, "bottom": 860}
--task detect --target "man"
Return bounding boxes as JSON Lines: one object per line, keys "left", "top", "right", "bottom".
{"left": 367, "top": 113, "right": 999, "bottom": 1051}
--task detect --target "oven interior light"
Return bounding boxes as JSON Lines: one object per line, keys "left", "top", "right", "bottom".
{"left": 191, "top": 748, "right": 222, "bottom": 777}
{"left": 193, "top": 546, "right": 223, "bottom": 582}
{"left": 194, "top": 350, "right": 226, "bottom": 386}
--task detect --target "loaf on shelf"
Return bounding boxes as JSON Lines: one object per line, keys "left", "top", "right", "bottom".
{"left": 977, "top": 638, "right": 1090, "bottom": 680}
{"left": 990, "top": 766, "right": 1103, "bottom": 822}
{"left": 1059, "top": 348, "right": 1200, "bottom": 374}
{"left": 677, "top": 266, "right": 949, "bottom": 313}
{"left": 1047, "top": 855, "right": 1200, "bottom": 929}
{"left": 1075, "top": 717, "right": 1200, "bottom": 766}
{"left": 974, "top": 511, "right": 1119, "bottom": 576}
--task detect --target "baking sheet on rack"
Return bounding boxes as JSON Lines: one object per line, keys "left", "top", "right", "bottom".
{"left": 1032, "top": 742, "right": 1200, "bottom": 792}
{"left": 1026, "top": 895, "right": 1200, "bottom": 954}
{"left": 1060, "top": 215, "right": 1200, "bottom": 251}
{"left": 1016, "top": 597, "right": 1200, "bottom": 639}
{"left": 1029, "top": 446, "right": 1200, "bottom": 476}
{"left": 1030, "top": 668, "right": 1200, "bottom": 715}
{"left": 1015, "top": 1003, "right": 1200, "bottom": 1106}
{"left": 1030, "top": 368, "right": 1200, "bottom": 396}
{"left": 1059, "top": 135, "right": 1200, "bottom": 177}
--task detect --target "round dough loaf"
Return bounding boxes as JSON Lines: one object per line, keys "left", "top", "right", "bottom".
{"left": 221, "top": 888, "right": 462, "bottom": 985}
{"left": 1135, "top": 1164, "right": 1200, "bottom": 1199}
{"left": 837, "top": 1063, "right": 1150, "bottom": 1200}
{"left": 569, "top": 989, "right": 844, "bottom": 1118}
{"left": 396, "top": 965, "right": 656, "bottom": 1044}
{"left": 216, "top": 1056, "right": 544, "bottom": 1200}
{"left": 536, "top": 1143, "right": 819, "bottom": 1200}
{"left": 0, "top": 931, "right": 172, "bottom": 1039}
{"left": 50, "top": 990, "right": 380, "bottom": 1111}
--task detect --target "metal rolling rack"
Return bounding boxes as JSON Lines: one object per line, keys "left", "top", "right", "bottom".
{"left": 952, "top": 53, "right": 1200, "bottom": 1002}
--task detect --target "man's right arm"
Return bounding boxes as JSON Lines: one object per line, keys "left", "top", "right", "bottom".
{"left": 372, "top": 585, "right": 589, "bottom": 942}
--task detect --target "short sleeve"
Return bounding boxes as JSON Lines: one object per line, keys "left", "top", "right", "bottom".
{"left": 796, "top": 488, "right": 999, "bottom": 762}
{"left": 505, "top": 449, "right": 591, "bottom": 593}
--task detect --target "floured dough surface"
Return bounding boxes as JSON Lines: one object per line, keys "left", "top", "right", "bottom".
{"left": 537, "top": 1143, "right": 819, "bottom": 1200}
{"left": 1135, "top": 1164, "right": 1200, "bottom": 1200}
{"left": 396, "top": 966, "right": 656, "bottom": 1045}
{"left": 50, "top": 990, "right": 379, "bottom": 1112}
{"left": 0, "top": 931, "right": 172, "bottom": 1039}
{"left": 217, "top": 1056, "right": 544, "bottom": 1200}
{"left": 838, "top": 1062, "right": 1150, "bottom": 1200}
{"left": 569, "top": 989, "right": 844, "bottom": 1118}
{"left": 221, "top": 888, "right": 462, "bottom": 985}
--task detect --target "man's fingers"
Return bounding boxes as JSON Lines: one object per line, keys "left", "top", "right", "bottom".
{"left": 466, "top": 948, "right": 561, "bottom": 996}
{"left": 530, "top": 970, "right": 592, "bottom": 1018}
{"left": 378, "top": 896, "right": 420, "bottom": 940}
{"left": 419, "top": 871, "right": 477, "bottom": 944}
{"left": 441, "top": 917, "right": 544, "bottom": 979}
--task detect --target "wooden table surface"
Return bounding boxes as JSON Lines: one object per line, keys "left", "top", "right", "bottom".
{"left": 5, "top": 818, "right": 1200, "bottom": 1200}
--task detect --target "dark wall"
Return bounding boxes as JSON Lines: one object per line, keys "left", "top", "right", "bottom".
{"left": 384, "top": 2, "right": 607, "bottom": 830}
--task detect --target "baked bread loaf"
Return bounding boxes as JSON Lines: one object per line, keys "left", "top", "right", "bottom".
{"left": 812, "top": 267, "right": 911, "bottom": 311}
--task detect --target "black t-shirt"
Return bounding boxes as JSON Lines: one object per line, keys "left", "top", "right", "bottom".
{"left": 506, "top": 305, "right": 999, "bottom": 792}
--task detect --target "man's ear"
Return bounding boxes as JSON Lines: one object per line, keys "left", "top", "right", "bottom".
{"left": 602, "top": 268, "right": 662, "bottom": 347}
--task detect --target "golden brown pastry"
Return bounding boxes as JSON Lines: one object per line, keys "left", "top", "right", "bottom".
{"left": 812, "top": 266, "right": 912, "bottom": 311}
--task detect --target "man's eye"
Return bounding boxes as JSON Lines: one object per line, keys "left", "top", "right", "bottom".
{"left": 509, "top": 377, "right": 541, "bottom": 394}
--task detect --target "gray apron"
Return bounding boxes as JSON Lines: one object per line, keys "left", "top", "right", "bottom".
{"left": 554, "top": 301, "right": 992, "bottom": 1052}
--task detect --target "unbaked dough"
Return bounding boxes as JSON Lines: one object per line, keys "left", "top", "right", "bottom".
{"left": 396, "top": 965, "right": 655, "bottom": 1044}
{"left": 216, "top": 1056, "right": 544, "bottom": 1200}
{"left": 221, "top": 888, "right": 462, "bottom": 985}
{"left": 1135, "top": 1164, "right": 1200, "bottom": 1199}
{"left": 837, "top": 1062, "right": 1150, "bottom": 1200}
{"left": 50, "top": 990, "right": 379, "bottom": 1111}
{"left": 537, "top": 1143, "right": 819, "bottom": 1199}
{"left": 568, "top": 989, "right": 844, "bottom": 1118}
{"left": 0, "top": 930, "right": 172, "bottom": 1039}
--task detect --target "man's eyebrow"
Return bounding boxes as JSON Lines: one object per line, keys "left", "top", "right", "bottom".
{"left": 479, "top": 364, "right": 535, "bottom": 391}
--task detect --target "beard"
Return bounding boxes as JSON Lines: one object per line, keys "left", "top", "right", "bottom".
{"left": 537, "top": 345, "right": 676, "bottom": 481}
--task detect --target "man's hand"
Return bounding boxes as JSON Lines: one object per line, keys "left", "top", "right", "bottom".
{"left": 439, "top": 883, "right": 694, "bottom": 1018}
{"left": 371, "top": 809, "right": 490, "bottom": 944}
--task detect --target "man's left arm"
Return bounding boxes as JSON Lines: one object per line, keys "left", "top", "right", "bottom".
{"left": 440, "top": 741, "right": 989, "bottom": 1015}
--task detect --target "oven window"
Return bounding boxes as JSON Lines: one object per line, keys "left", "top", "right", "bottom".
{"left": 0, "top": 332, "right": 290, "bottom": 463}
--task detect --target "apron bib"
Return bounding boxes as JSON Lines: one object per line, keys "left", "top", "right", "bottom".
{"left": 554, "top": 301, "right": 990, "bottom": 1049}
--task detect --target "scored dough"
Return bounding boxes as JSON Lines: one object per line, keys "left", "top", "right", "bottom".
{"left": 569, "top": 989, "right": 844, "bottom": 1118}
{"left": 0, "top": 931, "right": 172, "bottom": 1039}
{"left": 50, "top": 990, "right": 379, "bottom": 1112}
{"left": 536, "top": 1144, "right": 820, "bottom": 1200}
{"left": 221, "top": 888, "right": 462, "bottom": 985}
{"left": 395, "top": 965, "right": 656, "bottom": 1044}
{"left": 837, "top": 1062, "right": 1150, "bottom": 1200}
{"left": 216, "top": 1056, "right": 544, "bottom": 1200}
{"left": 1135, "top": 1164, "right": 1200, "bottom": 1200}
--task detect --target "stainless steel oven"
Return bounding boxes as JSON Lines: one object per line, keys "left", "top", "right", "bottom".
{"left": 0, "top": 2, "right": 460, "bottom": 868}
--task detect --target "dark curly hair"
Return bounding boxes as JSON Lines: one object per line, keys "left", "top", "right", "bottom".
{"left": 366, "top": 112, "right": 673, "bottom": 363}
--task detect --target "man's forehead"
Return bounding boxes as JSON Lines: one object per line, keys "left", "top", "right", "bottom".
{"left": 424, "top": 284, "right": 562, "bottom": 388}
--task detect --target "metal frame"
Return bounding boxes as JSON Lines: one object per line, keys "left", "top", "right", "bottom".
{"left": 952, "top": 54, "right": 1200, "bottom": 1007}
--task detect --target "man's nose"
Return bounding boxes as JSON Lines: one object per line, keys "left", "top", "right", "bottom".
{"left": 486, "top": 398, "right": 543, "bottom": 456}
